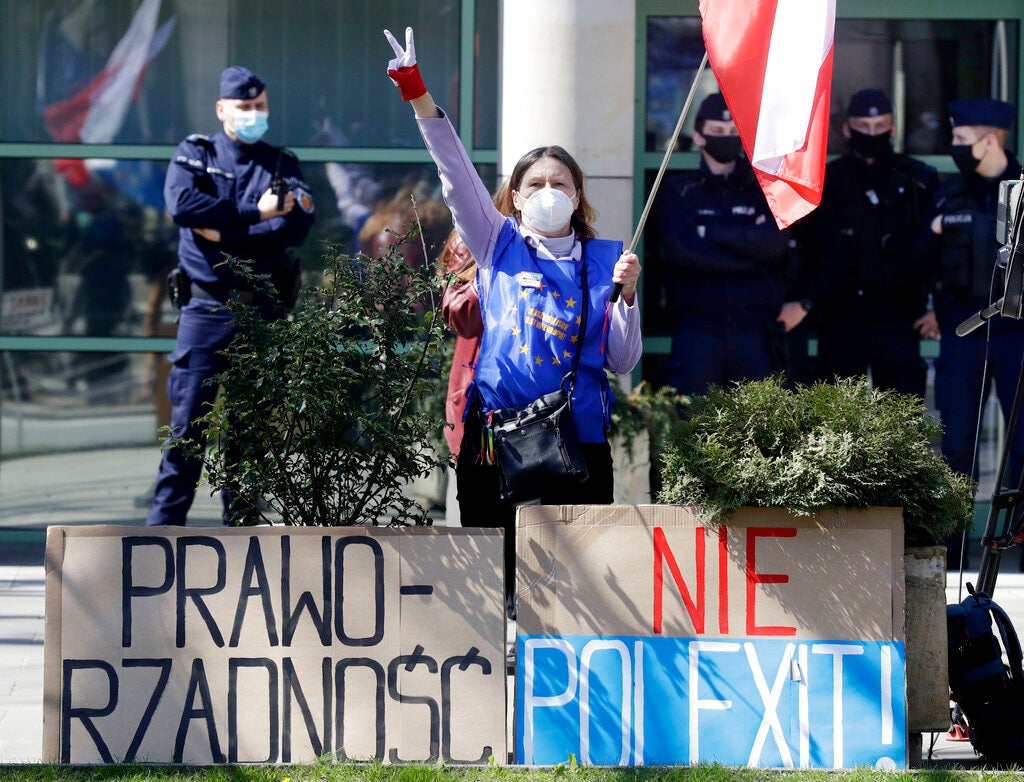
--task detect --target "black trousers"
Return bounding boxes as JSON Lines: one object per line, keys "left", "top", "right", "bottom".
{"left": 455, "top": 406, "right": 614, "bottom": 615}
{"left": 815, "top": 307, "right": 927, "bottom": 398}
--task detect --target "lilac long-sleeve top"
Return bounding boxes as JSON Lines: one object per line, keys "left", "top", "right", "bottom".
{"left": 417, "top": 110, "right": 643, "bottom": 374}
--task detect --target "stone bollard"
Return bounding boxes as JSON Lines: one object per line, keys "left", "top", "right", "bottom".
{"left": 611, "top": 429, "right": 651, "bottom": 504}
{"left": 905, "top": 545, "right": 950, "bottom": 738}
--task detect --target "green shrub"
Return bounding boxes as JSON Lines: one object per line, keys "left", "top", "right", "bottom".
{"left": 609, "top": 379, "right": 688, "bottom": 497}
{"left": 657, "top": 376, "right": 975, "bottom": 546}
{"left": 173, "top": 231, "right": 449, "bottom": 527}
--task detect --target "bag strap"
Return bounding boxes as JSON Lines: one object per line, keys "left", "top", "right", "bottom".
{"left": 564, "top": 259, "right": 589, "bottom": 396}
{"left": 987, "top": 597, "right": 1024, "bottom": 685}
{"left": 969, "top": 588, "right": 1024, "bottom": 685}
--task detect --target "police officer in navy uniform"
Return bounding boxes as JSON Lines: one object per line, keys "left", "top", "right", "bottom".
{"left": 790, "top": 89, "right": 938, "bottom": 398}
{"left": 917, "top": 97, "right": 1021, "bottom": 564}
{"left": 651, "top": 92, "right": 791, "bottom": 396}
{"left": 147, "top": 65, "right": 315, "bottom": 526}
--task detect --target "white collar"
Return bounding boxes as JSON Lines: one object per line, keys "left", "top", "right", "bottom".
{"left": 519, "top": 225, "right": 582, "bottom": 261}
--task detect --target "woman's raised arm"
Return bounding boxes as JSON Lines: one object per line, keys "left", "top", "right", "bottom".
{"left": 384, "top": 26, "right": 503, "bottom": 266}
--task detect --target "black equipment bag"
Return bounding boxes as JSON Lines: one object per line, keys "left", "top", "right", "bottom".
{"left": 947, "top": 583, "right": 1024, "bottom": 762}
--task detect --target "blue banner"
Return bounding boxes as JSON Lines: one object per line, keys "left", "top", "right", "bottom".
{"left": 515, "top": 635, "right": 905, "bottom": 769}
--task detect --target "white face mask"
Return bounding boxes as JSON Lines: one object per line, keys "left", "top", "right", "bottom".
{"left": 517, "top": 187, "right": 576, "bottom": 234}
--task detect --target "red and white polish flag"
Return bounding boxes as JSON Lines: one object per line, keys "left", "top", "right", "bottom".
{"left": 699, "top": 0, "right": 836, "bottom": 228}
{"left": 44, "top": 0, "right": 174, "bottom": 144}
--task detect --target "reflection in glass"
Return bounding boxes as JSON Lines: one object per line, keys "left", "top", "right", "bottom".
{"left": 644, "top": 16, "right": 1019, "bottom": 157}
{"left": 831, "top": 19, "right": 1019, "bottom": 156}
{"left": 0, "top": 159, "right": 508, "bottom": 453}
{"left": 473, "top": 0, "right": 500, "bottom": 149}
{"left": 645, "top": 17, "right": 709, "bottom": 154}
{"left": 0, "top": 158, "right": 177, "bottom": 345}
{"left": 0, "top": 349, "right": 202, "bottom": 524}
{"left": 1, "top": 157, "right": 466, "bottom": 338}
{"left": 0, "top": 350, "right": 164, "bottom": 474}
{"left": 0, "top": 0, "right": 468, "bottom": 149}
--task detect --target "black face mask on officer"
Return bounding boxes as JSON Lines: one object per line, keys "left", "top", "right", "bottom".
{"left": 848, "top": 128, "right": 892, "bottom": 160}
{"left": 701, "top": 134, "right": 743, "bottom": 164}
{"left": 950, "top": 142, "right": 983, "bottom": 176}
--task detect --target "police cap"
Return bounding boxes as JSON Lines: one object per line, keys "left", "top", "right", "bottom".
{"left": 847, "top": 89, "right": 892, "bottom": 118}
{"left": 696, "top": 92, "right": 732, "bottom": 126}
{"left": 948, "top": 97, "right": 1016, "bottom": 130}
{"left": 219, "top": 66, "right": 266, "bottom": 100}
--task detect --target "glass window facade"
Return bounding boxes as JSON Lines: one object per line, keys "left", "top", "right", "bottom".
{"left": 0, "top": 159, "right": 505, "bottom": 458}
{"left": 0, "top": 1, "right": 480, "bottom": 148}
{"left": 644, "top": 17, "right": 707, "bottom": 154}
{"left": 2, "top": 0, "right": 1024, "bottom": 495}
{"left": 0, "top": 0, "right": 500, "bottom": 472}
{"left": 0, "top": 157, "right": 465, "bottom": 339}
{"left": 830, "top": 19, "right": 1019, "bottom": 155}
{"left": 645, "top": 17, "right": 1019, "bottom": 156}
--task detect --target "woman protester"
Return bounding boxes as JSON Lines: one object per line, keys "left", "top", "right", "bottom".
{"left": 385, "top": 27, "right": 643, "bottom": 618}
{"left": 439, "top": 228, "right": 483, "bottom": 465}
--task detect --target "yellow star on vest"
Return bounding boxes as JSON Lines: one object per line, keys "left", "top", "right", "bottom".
{"left": 511, "top": 326, "right": 521, "bottom": 337}
{"left": 534, "top": 356, "right": 544, "bottom": 366}
{"left": 565, "top": 297, "right": 576, "bottom": 308}
{"left": 552, "top": 355, "right": 562, "bottom": 366}
{"left": 570, "top": 334, "right": 579, "bottom": 343}
{"left": 576, "top": 315, "right": 582, "bottom": 326}
{"left": 551, "top": 291, "right": 560, "bottom": 298}
{"left": 563, "top": 350, "right": 572, "bottom": 358}
{"left": 520, "top": 288, "right": 531, "bottom": 299}
{"left": 520, "top": 344, "right": 529, "bottom": 355}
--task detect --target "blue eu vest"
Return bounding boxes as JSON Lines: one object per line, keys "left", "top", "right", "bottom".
{"left": 475, "top": 219, "right": 620, "bottom": 443}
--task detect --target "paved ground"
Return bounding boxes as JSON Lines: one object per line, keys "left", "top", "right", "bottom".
{"left": 0, "top": 445, "right": 1021, "bottom": 767}
{"left": 0, "top": 539, "right": 46, "bottom": 764}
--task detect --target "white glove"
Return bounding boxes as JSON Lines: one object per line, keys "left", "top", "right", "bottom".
{"left": 384, "top": 26, "right": 417, "bottom": 73}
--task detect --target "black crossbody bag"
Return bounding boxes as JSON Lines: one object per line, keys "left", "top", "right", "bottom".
{"left": 488, "top": 261, "right": 590, "bottom": 503}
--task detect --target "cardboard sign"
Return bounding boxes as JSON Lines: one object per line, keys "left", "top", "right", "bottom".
{"left": 1, "top": 287, "right": 54, "bottom": 332}
{"left": 44, "top": 526, "right": 506, "bottom": 765}
{"left": 514, "top": 505, "right": 906, "bottom": 769}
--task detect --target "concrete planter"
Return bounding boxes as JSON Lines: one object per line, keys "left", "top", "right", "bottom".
{"left": 905, "top": 545, "right": 949, "bottom": 733}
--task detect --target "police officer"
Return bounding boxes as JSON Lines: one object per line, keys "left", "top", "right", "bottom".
{"left": 651, "top": 92, "right": 790, "bottom": 396}
{"left": 919, "top": 97, "right": 1021, "bottom": 563}
{"left": 147, "top": 65, "right": 315, "bottom": 526}
{"left": 791, "top": 89, "right": 937, "bottom": 398}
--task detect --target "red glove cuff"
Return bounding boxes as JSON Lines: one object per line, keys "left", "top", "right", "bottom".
{"left": 388, "top": 64, "right": 427, "bottom": 102}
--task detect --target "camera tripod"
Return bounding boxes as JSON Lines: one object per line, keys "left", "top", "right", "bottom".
{"left": 969, "top": 348, "right": 1024, "bottom": 597}
{"left": 957, "top": 178, "right": 1024, "bottom": 597}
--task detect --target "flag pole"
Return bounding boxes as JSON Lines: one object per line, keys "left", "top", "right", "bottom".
{"left": 610, "top": 51, "right": 708, "bottom": 302}
{"left": 629, "top": 50, "right": 709, "bottom": 254}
